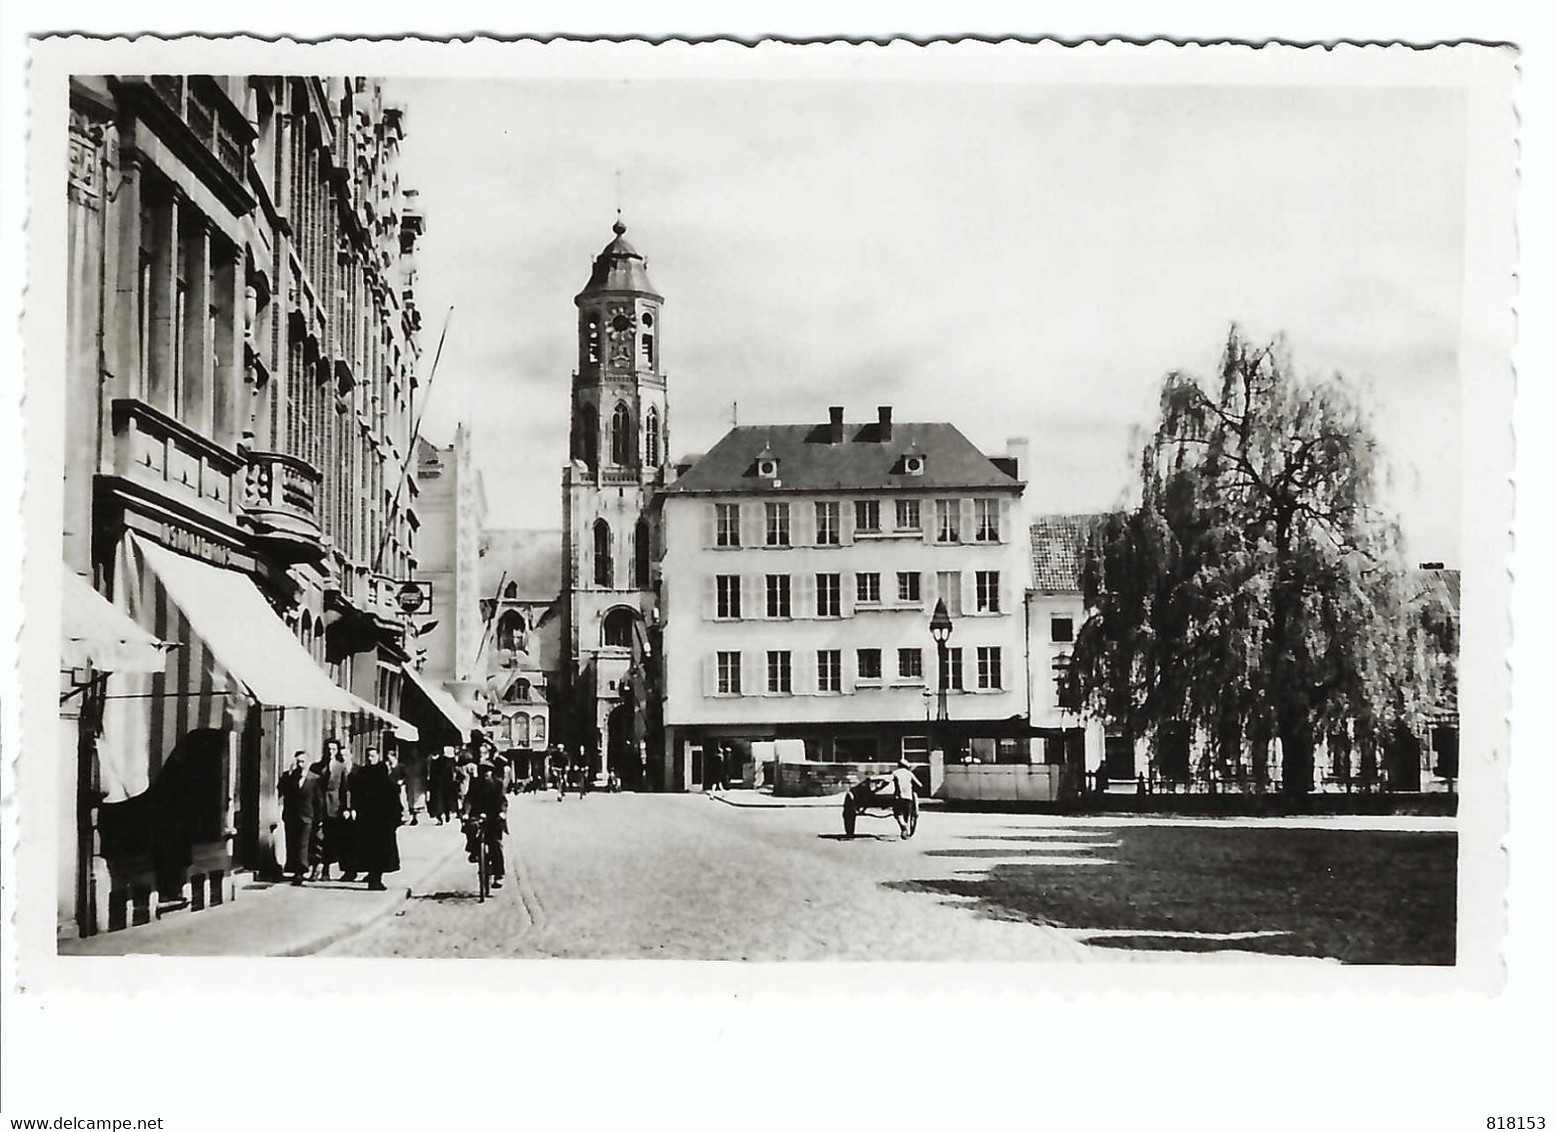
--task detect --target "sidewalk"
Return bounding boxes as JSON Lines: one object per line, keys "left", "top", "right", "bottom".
{"left": 60, "top": 819, "right": 465, "bottom": 958}
{"left": 708, "top": 788, "right": 842, "bottom": 809}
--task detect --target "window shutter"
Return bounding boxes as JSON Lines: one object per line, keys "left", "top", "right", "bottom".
{"left": 702, "top": 576, "right": 716, "bottom": 620}
{"left": 794, "top": 650, "right": 813, "bottom": 695}
{"left": 960, "top": 497, "right": 973, "bottom": 543}
{"left": 747, "top": 649, "right": 765, "bottom": 696}
{"left": 998, "top": 497, "right": 1011, "bottom": 544}
{"left": 840, "top": 500, "right": 855, "bottom": 544}
{"left": 924, "top": 572, "right": 935, "bottom": 612}
{"left": 1000, "top": 572, "right": 1011, "bottom": 617}
{"left": 792, "top": 502, "right": 812, "bottom": 547}
{"left": 797, "top": 573, "right": 815, "bottom": 619}
{"left": 841, "top": 648, "right": 856, "bottom": 694}
{"left": 743, "top": 502, "right": 761, "bottom": 547}
{"left": 922, "top": 500, "right": 935, "bottom": 544}
{"left": 701, "top": 655, "right": 715, "bottom": 697}
{"left": 840, "top": 570, "right": 856, "bottom": 617}
{"left": 702, "top": 504, "right": 716, "bottom": 548}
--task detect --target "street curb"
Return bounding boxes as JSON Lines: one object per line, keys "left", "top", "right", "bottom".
{"left": 274, "top": 836, "right": 466, "bottom": 958}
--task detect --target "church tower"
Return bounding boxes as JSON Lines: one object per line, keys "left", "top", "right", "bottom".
{"left": 560, "top": 219, "right": 668, "bottom": 786}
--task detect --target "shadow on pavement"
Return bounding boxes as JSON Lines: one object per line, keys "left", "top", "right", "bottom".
{"left": 413, "top": 890, "right": 483, "bottom": 904}
{"left": 923, "top": 847, "right": 1101, "bottom": 859}
{"left": 817, "top": 832, "right": 895, "bottom": 842}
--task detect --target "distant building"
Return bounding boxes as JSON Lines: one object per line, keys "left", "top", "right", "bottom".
{"left": 1027, "top": 514, "right": 1110, "bottom": 783}
{"left": 658, "top": 407, "right": 1028, "bottom": 791}
{"left": 479, "top": 528, "right": 565, "bottom": 768}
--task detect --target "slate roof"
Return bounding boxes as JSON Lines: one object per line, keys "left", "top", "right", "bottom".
{"left": 576, "top": 220, "right": 661, "bottom": 300}
{"left": 480, "top": 529, "right": 564, "bottom": 601}
{"left": 1029, "top": 514, "right": 1109, "bottom": 594}
{"left": 663, "top": 421, "right": 1021, "bottom": 495}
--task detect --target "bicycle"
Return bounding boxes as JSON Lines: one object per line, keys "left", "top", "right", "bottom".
{"left": 462, "top": 816, "right": 492, "bottom": 902}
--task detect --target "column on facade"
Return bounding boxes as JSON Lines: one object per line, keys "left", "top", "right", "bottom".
{"left": 178, "top": 211, "right": 213, "bottom": 435}
{"left": 212, "top": 243, "right": 243, "bottom": 451}
{"left": 144, "top": 186, "right": 178, "bottom": 414}
{"left": 108, "top": 150, "right": 143, "bottom": 400}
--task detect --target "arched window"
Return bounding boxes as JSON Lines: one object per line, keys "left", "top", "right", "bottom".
{"left": 496, "top": 610, "right": 525, "bottom": 652}
{"left": 635, "top": 517, "right": 652, "bottom": 588}
{"left": 514, "top": 714, "right": 531, "bottom": 745}
{"left": 610, "top": 402, "right": 632, "bottom": 466}
{"left": 585, "top": 314, "right": 601, "bottom": 365}
{"left": 575, "top": 404, "right": 598, "bottom": 468}
{"left": 603, "top": 607, "right": 636, "bottom": 649}
{"left": 593, "top": 519, "right": 614, "bottom": 588}
{"left": 644, "top": 406, "right": 661, "bottom": 467}
{"left": 504, "top": 678, "right": 531, "bottom": 704}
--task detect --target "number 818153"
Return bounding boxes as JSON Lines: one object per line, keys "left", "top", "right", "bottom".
{"left": 1488, "top": 1119, "right": 1545, "bottom": 1129}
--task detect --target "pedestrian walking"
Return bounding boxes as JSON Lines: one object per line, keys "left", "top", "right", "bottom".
{"left": 313, "top": 738, "right": 355, "bottom": 881}
{"left": 277, "top": 751, "right": 319, "bottom": 884}
{"left": 350, "top": 747, "right": 402, "bottom": 891}
{"left": 889, "top": 757, "right": 919, "bottom": 840}
{"left": 429, "top": 745, "right": 457, "bottom": 823}
{"left": 705, "top": 744, "right": 724, "bottom": 795}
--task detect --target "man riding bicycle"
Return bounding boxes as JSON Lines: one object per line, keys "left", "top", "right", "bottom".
{"left": 463, "top": 761, "right": 508, "bottom": 890}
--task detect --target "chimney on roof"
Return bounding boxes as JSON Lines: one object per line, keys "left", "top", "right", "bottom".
{"left": 877, "top": 406, "right": 893, "bottom": 441}
{"left": 829, "top": 405, "right": 845, "bottom": 444}
{"left": 1005, "top": 437, "right": 1030, "bottom": 480}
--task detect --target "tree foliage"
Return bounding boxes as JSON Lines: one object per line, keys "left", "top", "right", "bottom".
{"left": 1068, "top": 328, "right": 1448, "bottom": 794}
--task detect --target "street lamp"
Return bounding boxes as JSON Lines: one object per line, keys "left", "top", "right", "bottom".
{"left": 929, "top": 597, "right": 954, "bottom": 758}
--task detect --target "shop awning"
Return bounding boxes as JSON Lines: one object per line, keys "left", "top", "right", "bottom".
{"left": 354, "top": 694, "right": 420, "bottom": 742}
{"left": 61, "top": 566, "right": 171, "bottom": 674}
{"left": 400, "top": 665, "right": 474, "bottom": 742}
{"left": 132, "top": 533, "right": 413, "bottom": 734}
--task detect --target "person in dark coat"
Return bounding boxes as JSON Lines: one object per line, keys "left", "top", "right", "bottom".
{"left": 463, "top": 761, "right": 508, "bottom": 887}
{"left": 313, "top": 739, "right": 355, "bottom": 881}
{"left": 350, "top": 747, "right": 402, "bottom": 891}
{"left": 277, "top": 750, "right": 320, "bottom": 885}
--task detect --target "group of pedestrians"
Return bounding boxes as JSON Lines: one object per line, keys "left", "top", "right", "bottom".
{"left": 276, "top": 738, "right": 403, "bottom": 891}
{"left": 425, "top": 744, "right": 480, "bottom": 825}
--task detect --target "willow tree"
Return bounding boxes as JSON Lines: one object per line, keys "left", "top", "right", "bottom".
{"left": 1068, "top": 328, "right": 1441, "bottom": 796}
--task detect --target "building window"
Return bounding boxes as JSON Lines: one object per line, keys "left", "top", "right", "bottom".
{"left": 593, "top": 519, "right": 614, "bottom": 588}
{"left": 977, "top": 646, "right": 1004, "bottom": 690}
{"left": 1053, "top": 653, "right": 1079, "bottom": 710}
{"left": 645, "top": 407, "right": 661, "bottom": 466}
{"left": 610, "top": 402, "right": 633, "bottom": 465}
{"left": 816, "top": 573, "right": 841, "bottom": 617}
{"left": 765, "top": 574, "right": 791, "bottom": 619}
{"left": 898, "top": 648, "right": 924, "bottom": 680}
{"left": 975, "top": 498, "right": 1000, "bottom": 542}
{"left": 936, "top": 571, "right": 963, "bottom": 616}
{"left": 716, "top": 503, "right": 741, "bottom": 547}
{"left": 534, "top": 717, "right": 547, "bottom": 745}
{"left": 897, "top": 571, "right": 921, "bottom": 604}
{"left": 945, "top": 646, "right": 964, "bottom": 691}
{"left": 767, "top": 651, "right": 792, "bottom": 694}
{"left": 716, "top": 574, "right": 742, "bottom": 619}
{"left": 497, "top": 610, "right": 526, "bottom": 652}
{"left": 603, "top": 608, "right": 636, "bottom": 647}
{"left": 895, "top": 498, "right": 921, "bottom": 531}
{"left": 172, "top": 280, "right": 188, "bottom": 418}
{"left": 936, "top": 499, "right": 962, "bottom": 543}
{"left": 975, "top": 570, "right": 1001, "bottom": 613}
{"left": 717, "top": 651, "right": 742, "bottom": 695}
{"left": 855, "top": 499, "right": 880, "bottom": 533}
{"left": 1051, "top": 617, "right": 1075, "bottom": 643}
{"left": 642, "top": 332, "right": 655, "bottom": 368}
{"left": 817, "top": 650, "right": 842, "bottom": 693}
{"left": 857, "top": 648, "right": 882, "bottom": 681}
{"left": 576, "top": 404, "right": 598, "bottom": 468}
{"left": 635, "top": 517, "right": 652, "bottom": 588}
{"left": 137, "top": 251, "right": 152, "bottom": 391}
{"left": 902, "top": 735, "right": 930, "bottom": 760}
{"left": 815, "top": 501, "right": 840, "bottom": 545}
{"left": 765, "top": 502, "right": 790, "bottom": 547}
{"left": 586, "top": 314, "right": 600, "bottom": 364}
{"left": 856, "top": 572, "right": 881, "bottom": 605}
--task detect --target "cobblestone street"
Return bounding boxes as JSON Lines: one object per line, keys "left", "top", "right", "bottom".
{"left": 323, "top": 793, "right": 1099, "bottom": 959}
{"left": 320, "top": 794, "right": 1454, "bottom": 962}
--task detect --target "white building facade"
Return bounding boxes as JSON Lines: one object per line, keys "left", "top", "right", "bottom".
{"left": 659, "top": 408, "right": 1028, "bottom": 791}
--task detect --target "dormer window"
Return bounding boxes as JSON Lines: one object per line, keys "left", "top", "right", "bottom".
{"left": 758, "top": 458, "right": 778, "bottom": 479}
{"left": 903, "top": 454, "right": 925, "bottom": 476}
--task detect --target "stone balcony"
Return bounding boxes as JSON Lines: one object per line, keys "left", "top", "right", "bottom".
{"left": 110, "top": 398, "right": 242, "bottom": 523}
{"left": 240, "top": 449, "right": 325, "bottom": 565}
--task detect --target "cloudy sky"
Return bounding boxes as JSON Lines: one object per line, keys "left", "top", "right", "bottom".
{"left": 394, "top": 77, "right": 1465, "bottom": 564}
